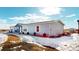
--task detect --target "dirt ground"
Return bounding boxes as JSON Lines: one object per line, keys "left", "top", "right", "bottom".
{"left": 1, "top": 34, "right": 58, "bottom": 51}
{"left": 0, "top": 30, "right": 9, "bottom": 33}
{"left": 6, "top": 34, "right": 21, "bottom": 43}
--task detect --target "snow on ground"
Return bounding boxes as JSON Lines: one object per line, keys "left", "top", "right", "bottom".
{"left": 0, "top": 34, "right": 8, "bottom": 44}
{"left": 19, "top": 33, "right": 79, "bottom": 51}
{"left": 7, "top": 33, "right": 79, "bottom": 51}
{"left": 57, "top": 34, "right": 79, "bottom": 51}
{"left": 21, "top": 35, "right": 46, "bottom": 48}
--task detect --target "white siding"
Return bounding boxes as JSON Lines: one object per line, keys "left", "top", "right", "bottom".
{"left": 19, "top": 20, "right": 64, "bottom": 36}
{"left": 23, "top": 23, "right": 50, "bottom": 35}
{"left": 49, "top": 22, "right": 64, "bottom": 36}
{"left": 27, "top": 24, "right": 35, "bottom": 34}
{"left": 21, "top": 25, "right": 28, "bottom": 33}
{"left": 34, "top": 23, "right": 50, "bottom": 35}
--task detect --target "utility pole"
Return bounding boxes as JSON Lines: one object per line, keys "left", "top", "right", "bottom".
{"left": 77, "top": 20, "right": 79, "bottom": 34}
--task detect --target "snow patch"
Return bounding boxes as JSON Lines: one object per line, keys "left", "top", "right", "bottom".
{"left": 0, "top": 34, "right": 8, "bottom": 44}
{"left": 19, "top": 33, "right": 79, "bottom": 51}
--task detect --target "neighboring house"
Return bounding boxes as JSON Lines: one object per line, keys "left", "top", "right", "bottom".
{"left": 9, "top": 26, "right": 15, "bottom": 33}
{"left": 64, "top": 28, "right": 75, "bottom": 33}
{"left": 10, "top": 20, "right": 64, "bottom": 36}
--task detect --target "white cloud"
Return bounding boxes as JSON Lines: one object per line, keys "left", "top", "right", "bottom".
{"left": 10, "top": 14, "right": 52, "bottom": 24}
{"left": 0, "top": 24, "right": 14, "bottom": 29}
{"left": 10, "top": 16, "right": 27, "bottom": 20}
{"left": 40, "top": 7, "right": 61, "bottom": 15}
{"left": 64, "top": 26, "right": 70, "bottom": 29}
{"left": 65, "top": 14, "right": 76, "bottom": 17}
{"left": 0, "top": 19, "right": 7, "bottom": 24}
{"left": 0, "top": 19, "right": 15, "bottom": 29}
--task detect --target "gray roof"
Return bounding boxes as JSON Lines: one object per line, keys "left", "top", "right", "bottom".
{"left": 16, "top": 20, "right": 64, "bottom": 26}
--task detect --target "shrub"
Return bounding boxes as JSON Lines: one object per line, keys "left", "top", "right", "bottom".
{"left": 43, "top": 33, "right": 47, "bottom": 37}
{"left": 22, "top": 32, "right": 24, "bottom": 34}
{"left": 33, "top": 32, "right": 36, "bottom": 35}
{"left": 64, "top": 32, "right": 71, "bottom": 36}
{"left": 27, "top": 32, "right": 29, "bottom": 35}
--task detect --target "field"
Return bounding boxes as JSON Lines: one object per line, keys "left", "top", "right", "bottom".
{"left": 0, "top": 29, "right": 79, "bottom": 51}
{"left": 0, "top": 34, "right": 58, "bottom": 51}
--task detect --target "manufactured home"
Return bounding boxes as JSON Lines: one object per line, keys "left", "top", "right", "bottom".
{"left": 10, "top": 20, "right": 64, "bottom": 37}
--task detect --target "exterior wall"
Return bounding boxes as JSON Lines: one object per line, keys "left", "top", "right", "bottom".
{"left": 19, "top": 23, "right": 50, "bottom": 35}
{"left": 49, "top": 22, "right": 64, "bottom": 36}
{"left": 28, "top": 24, "right": 36, "bottom": 34}
{"left": 22, "top": 24, "right": 36, "bottom": 34}
{"left": 34, "top": 23, "right": 50, "bottom": 35}
{"left": 13, "top": 21, "right": 64, "bottom": 36}
{"left": 21, "top": 25, "right": 28, "bottom": 34}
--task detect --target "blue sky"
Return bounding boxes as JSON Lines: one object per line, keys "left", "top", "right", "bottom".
{"left": 0, "top": 7, "right": 78, "bottom": 29}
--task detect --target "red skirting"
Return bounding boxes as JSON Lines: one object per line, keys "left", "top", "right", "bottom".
{"left": 31, "top": 32, "right": 71, "bottom": 38}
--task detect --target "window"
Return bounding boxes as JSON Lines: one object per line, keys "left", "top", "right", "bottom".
{"left": 24, "top": 29, "right": 27, "bottom": 31}
{"left": 36, "top": 26, "right": 39, "bottom": 32}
